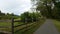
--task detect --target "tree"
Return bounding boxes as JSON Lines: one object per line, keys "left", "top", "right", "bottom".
{"left": 20, "top": 12, "right": 31, "bottom": 22}
{"left": 31, "top": 0, "right": 53, "bottom": 18}
{"left": 20, "top": 11, "right": 41, "bottom": 23}
{"left": 0, "top": 10, "right": 1, "bottom": 14}
{"left": 31, "top": 0, "right": 60, "bottom": 19}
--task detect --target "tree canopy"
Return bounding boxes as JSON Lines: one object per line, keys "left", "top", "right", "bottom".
{"left": 31, "top": 0, "right": 60, "bottom": 20}
{"left": 20, "top": 12, "right": 41, "bottom": 23}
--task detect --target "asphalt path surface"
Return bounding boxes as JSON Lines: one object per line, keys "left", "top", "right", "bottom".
{"left": 33, "top": 19, "right": 60, "bottom": 34}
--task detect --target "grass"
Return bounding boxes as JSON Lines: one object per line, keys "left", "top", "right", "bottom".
{"left": 0, "top": 21, "right": 24, "bottom": 32}
{"left": 0, "top": 18, "right": 45, "bottom": 34}
{"left": 53, "top": 20, "right": 60, "bottom": 32}
{"left": 0, "top": 22, "right": 23, "bottom": 26}
{"left": 15, "top": 22, "right": 40, "bottom": 34}
{"left": 22, "top": 22, "right": 42, "bottom": 34}
{"left": 0, "top": 22, "right": 11, "bottom": 26}
{"left": 14, "top": 19, "right": 45, "bottom": 34}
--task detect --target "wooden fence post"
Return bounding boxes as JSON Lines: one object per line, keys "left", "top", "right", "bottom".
{"left": 11, "top": 18, "right": 14, "bottom": 34}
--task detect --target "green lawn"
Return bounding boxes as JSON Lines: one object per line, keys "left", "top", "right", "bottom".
{"left": 53, "top": 20, "right": 60, "bottom": 32}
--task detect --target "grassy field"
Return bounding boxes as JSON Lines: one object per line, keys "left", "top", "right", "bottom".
{"left": 0, "top": 21, "right": 24, "bottom": 32}
{"left": 53, "top": 20, "right": 60, "bottom": 32}
{"left": 0, "top": 18, "right": 45, "bottom": 34}
{"left": 0, "top": 22, "right": 23, "bottom": 27}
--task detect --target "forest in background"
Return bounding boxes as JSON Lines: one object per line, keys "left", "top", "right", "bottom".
{"left": 0, "top": 10, "right": 19, "bottom": 20}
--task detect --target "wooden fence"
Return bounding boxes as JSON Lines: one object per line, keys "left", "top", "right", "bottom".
{"left": 0, "top": 18, "right": 39, "bottom": 34}
{"left": 11, "top": 18, "right": 38, "bottom": 34}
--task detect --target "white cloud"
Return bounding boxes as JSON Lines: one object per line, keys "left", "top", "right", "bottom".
{"left": 0, "top": 0, "right": 32, "bottom": 15}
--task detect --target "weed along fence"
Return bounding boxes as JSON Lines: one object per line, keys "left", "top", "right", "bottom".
{"left": 0, "top": 18, "right": 41, "bottom": 34}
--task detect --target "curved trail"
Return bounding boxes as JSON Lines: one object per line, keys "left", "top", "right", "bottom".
{"left": 33, "top": 19, "right": 60, "bottom": 34}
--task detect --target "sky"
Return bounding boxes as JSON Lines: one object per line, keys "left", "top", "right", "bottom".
{"left": 0, "top": 0, "right": 32, "bottom": 15}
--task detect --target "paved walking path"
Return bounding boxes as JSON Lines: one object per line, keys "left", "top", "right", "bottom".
{"left": 33, "top": 19, "right": 60, "bottom": 34}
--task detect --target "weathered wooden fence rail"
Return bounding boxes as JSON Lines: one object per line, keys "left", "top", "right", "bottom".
{"left": 12, "top": 18, "right": 38, "bottom": 34}
{"left": 14, "top": 22, "right": 36, "bottom": 33}
{"left": 0, "top": 18, "right": 38, "bottom": 34}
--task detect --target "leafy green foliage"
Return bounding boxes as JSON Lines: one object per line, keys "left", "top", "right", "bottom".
{"left": 20, "top": 12, "right": 41, "bottom": 22}
{"left": 31, "top": 0, "right": 60, "bottom": 20}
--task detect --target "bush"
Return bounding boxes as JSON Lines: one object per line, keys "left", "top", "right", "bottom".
{"left": 20, "top": 12, "right": 41, "bottom": 23}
